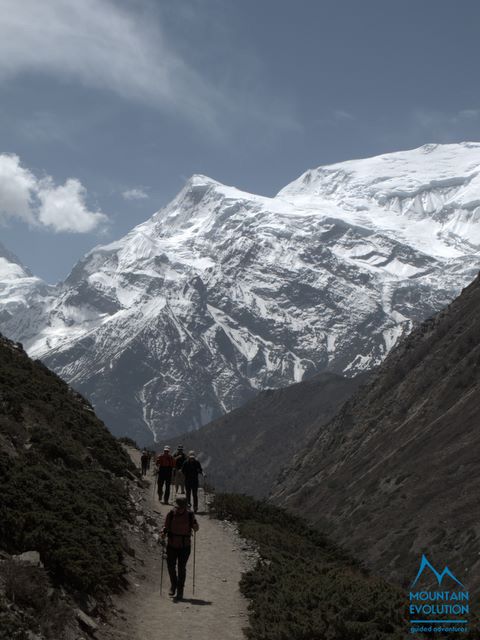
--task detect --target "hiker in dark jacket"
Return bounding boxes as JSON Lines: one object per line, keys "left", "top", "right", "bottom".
{"left": 181, "top": 451, "right": 203, "bottom": 513}
{"left": 173, "top": 445, "right": 187, "bottom": 495}
{"left": 161, "top": 496, "right": 199, "bottom": 600}
{"left": 140, "top": 449, "right": 149, "bottom": 476}
{"left": 156, "top": 446, "right": 176, "bottom": 504}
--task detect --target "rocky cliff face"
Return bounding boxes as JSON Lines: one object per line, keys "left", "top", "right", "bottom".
{"left": 1, "top": 143, "right": 480, "bottom": 443}
{"left": 273, "top": 273, "right": 480, "bottom": 591}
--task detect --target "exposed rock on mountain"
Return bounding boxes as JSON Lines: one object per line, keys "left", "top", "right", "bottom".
{"left": 180, "top": 372, "right": 366, "bottom": 497}
{"left": 273, "top": 272, "right": 480, "bottom": 591}
{"left": 1, "top": 144, "right": 480, "bottom": 442}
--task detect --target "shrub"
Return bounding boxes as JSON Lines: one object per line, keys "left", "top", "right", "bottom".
{"left": 0, "top": 336, "right": 135, "bottom": 597}
{"left": 4, "top": 561, "right": 49, "bottom": 610}
{"left": 212, "top": 494, "right": 406, "bottom": 640}
{"left": 0, "top": 562, "right": 74, "bottom": 639}
{"left": 212, "top": 494, "right": 480, "bottom": 639}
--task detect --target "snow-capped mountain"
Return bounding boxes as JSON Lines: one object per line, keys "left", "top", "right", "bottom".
{"left": 1, "top": 143, "right": 480, "bottom": 443}
{"left": 0, "top": 242, "right": 53, "bottom": 330}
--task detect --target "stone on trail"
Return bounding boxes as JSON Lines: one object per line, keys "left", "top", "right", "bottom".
{"left": 13, "top": 550, "right": 42, "bottom": 566}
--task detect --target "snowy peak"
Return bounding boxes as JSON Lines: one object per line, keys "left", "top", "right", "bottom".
{"left": 277, "top": 142, "right": 480, "bottom": 255}
{"left": 279, "top": 143, "right": 480, "bottom": 200}
{"left": 1, "top": 143, "right": 480, "bottom": 443}
{"left": 149, "top": 173, "right": 262, "bottom": 240}
{"left": 0, "top": 242, "right": 32, "bottom": 279}
{"left": 183, "top": 173, "right": 224, "bottom": 190}
{"left": 0, "top": 243, "right": 52, "bottom": 332}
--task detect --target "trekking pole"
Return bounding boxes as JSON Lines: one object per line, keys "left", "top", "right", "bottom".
{"left": 203, "top": 474, "right": 207, "bottom": 511}
{"left": 160, "top": 544, "right": 165, "bottom": 596}
{"left": 192, "top": 531, "right": 196, "bottom": 595}
{"left": 152, "top": 472, "right": 157, "bottom": 500}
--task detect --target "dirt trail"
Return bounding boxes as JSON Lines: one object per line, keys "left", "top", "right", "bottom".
{"left": 97, "top": 449, "right": 253, "bottom": 640}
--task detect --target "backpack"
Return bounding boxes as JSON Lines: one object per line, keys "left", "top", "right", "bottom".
{"left": 168, "top": 509, "right": 194, "bottom": 537}
{"left": 175, "top": 453, "right": 186, "bottom": 469}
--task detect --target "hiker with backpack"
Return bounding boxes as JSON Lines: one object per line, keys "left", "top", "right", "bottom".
{"left": 140, "top": 449, "right": 149, "bottom": 476}
{"left": 156, "top": 446, "right": 176, "bottom": 504}
{"left": 181, "top": 451, "right": 203, "bottom": 513}
{"left": 161, "top": 496, "right": 199, "bottom": 600}
{"left": 173, "top": 445, "right": 187, "bottom": 495}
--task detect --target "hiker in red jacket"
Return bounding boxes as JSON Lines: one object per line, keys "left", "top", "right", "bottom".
{"left": 161, "top": 496, "right": 199, "bottom": 600}
{"left": 156, "top": 446, "right": 176, "bottom": 504}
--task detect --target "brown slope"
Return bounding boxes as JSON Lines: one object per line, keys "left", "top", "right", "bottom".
{"left": 273, "top": 273, "right": 480, "bottom": 591}
{"left": 176, "top": 372, "right": 366, "bottom": 497}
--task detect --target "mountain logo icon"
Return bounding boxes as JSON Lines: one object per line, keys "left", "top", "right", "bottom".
{"left": 411, "top": 554, "right": 465, "bottom": 588}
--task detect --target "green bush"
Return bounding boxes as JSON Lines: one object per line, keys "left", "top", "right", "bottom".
{"left": 212, "top": 494, "right": 406, "bottom": 639}
{"left": 212, "top": 494, "right": 480, "bottom": 639}
{"left": 0, "top": 599, "right": 31, "bottom": 640}
{"left": 0, "top": 563, "right": 74, "bottom": 640}
{"left": 0, "top": 337, "right": 135, "bottom": 597}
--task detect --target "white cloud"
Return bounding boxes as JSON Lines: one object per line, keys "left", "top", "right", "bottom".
{"left": 0, "top": 153, "right": 107, "bottom": 233}
{"left": 122, "top": 188, "right": 149, "bottom": 201}
{"left": 38, "top": 178, "right": 107, "bottom": 233}
{"left": 0, "top": 154, "right": 36, "bottom": 223}
{"left": 0, "top": 0, "right": 219, "bottom": 131}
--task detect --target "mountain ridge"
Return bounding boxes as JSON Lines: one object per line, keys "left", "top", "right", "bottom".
{"left": 173, "top": 371, "right": 367, "bottom": 497}
{"left": 273, "top": 271, "right": 480, "bottom": 590}
{"left": 1, "top": 143, "right": 480, "bottom": 442}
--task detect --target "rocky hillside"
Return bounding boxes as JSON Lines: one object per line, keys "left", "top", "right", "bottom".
{"left": 273, "top": 272, "right": 480, "bottom": 592}
{"left": 1, "top": 144, "right": 480, "bottom": 443}
{"left": 0, "top": 334, "right": 135, "bottom": 639}
{"left": 180, "top": 372, "right": 366, "bottom": 497}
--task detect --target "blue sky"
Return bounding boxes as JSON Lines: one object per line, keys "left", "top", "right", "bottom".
{"left": 1, "top": 0, "right": 480, "bottom": 282}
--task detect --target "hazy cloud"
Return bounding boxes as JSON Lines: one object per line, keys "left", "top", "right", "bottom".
{"left": 333, "top": 109, "right": 356, "bottom": 122}
{"left": 0, "top": 0, "right": 219, "bottom": 131}
{"left": 409, "top": 107, "right": 480, "bottom": 143}
{"left": 122, "top": 187, "right": 149, "bottom": 201}
{"left": 0, "top": 0, "right": 302, "bottom": 140}
{"left": 453, "top": 109, "right": 480, "bottom": 123}
{"left": 314, "top": 109, "right": 357, "bottom": 128}
{"left": 0, "top": 154, "right": 107, "bottom": 233}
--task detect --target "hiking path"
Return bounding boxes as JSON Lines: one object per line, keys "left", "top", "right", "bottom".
{"left": 97, "top": 448, "right": 254, "bottom": 640}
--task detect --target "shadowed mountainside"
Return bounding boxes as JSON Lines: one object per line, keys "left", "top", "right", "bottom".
{"left": 177, "top": 372, "right": 366, "bottom": 497}
{"left": 273, "top": 273, "right": 480, "bottom": 592}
